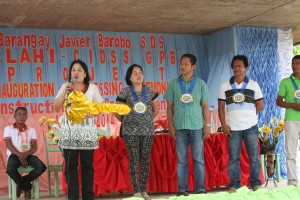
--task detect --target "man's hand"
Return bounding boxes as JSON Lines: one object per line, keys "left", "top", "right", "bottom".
{"left": 277, "top": 96, "right": 300, "bottom": 111}
{"left": 168, "top": 124, "right": 176, "bottom": 139}
{"left": 21, "top": 159, "right": 28, "bottom": 167}
{"left": 292, "top": 103, "right": 300, "bottom": 112}
{"left": 18, "top": 152, "right": 28, "bottom": 162}
{"left": 222, "top": 124, "right": 232, "bottom": 136}
{"left": 203, "top": 126, "right": 210, "bottom": 140}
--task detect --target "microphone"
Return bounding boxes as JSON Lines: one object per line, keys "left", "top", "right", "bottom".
{"left": 68, "top": 77, "right": 76, "bottom": 93}
{"left": 66, "top": 77, "right": 77, "bottom": 110}
{"left": 69, "top": 77, "right": 76, "bottom": 84}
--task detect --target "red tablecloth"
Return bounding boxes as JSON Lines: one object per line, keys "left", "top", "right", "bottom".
{"left": 62, "top": 134, "right": 265, "bottom": 195}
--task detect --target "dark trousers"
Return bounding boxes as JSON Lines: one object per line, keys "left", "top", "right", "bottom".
{"left": 123, "top": 135, "right": 153, "bottom": 193}
{"left": 64, "top": 149, "right": 95, "bottom": 200}
{"left": 6, "top": 154, "right": 46, "bottom": 191}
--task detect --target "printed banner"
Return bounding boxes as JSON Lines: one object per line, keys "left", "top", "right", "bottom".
{"left": 0, "top": 28, "right": 207, "bottom": 127}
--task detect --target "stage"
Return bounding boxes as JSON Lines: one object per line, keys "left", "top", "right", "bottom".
{"left": 1, "top": 180, "right": 299, "bottom": 200}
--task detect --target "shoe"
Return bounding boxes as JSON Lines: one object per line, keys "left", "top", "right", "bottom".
{"left": 228, "top": 187, "right": 237, "bottom": 193}
{"left": 24, "top": 189, "right": 31, "bottom": 200}
{"left": 253, "top": 185, "right": 261, "bottom": 191}
{"left": 176, "top": 191, "right": 189, "bottom": 196}
{"left": 17, "top": 185, "right": 22, "bottom": 198}
{"left": 196, "top": 190, "right": 207, "bottom": 194}
{"left": 133, "top": 192, "right": 144, "bottom": 198}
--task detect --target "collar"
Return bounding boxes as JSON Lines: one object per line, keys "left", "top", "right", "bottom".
{"left": 180, "top": 74, "right": 195, "bottom": 82}
{"left": 230, "top": 76, "right": 248, "bottom": 84}
{"left": 72, "top": 83, "right": 88, "bottom": 93}
{"left": 13, "top": 123, "right": 28, "bottom": 132}
{"left": 291, "top": 74, "right": 300, "bottom": 80}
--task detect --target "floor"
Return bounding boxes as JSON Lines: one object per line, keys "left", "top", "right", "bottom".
{"left": 0, "top": 179, "right": 289, "bottom": 200}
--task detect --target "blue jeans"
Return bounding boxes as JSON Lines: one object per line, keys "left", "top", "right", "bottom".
{"left": 228, "top": 125, "right": 262, "bottom": 189}
{"left": 176, "top": 129, "right": 205, "bottom": 193}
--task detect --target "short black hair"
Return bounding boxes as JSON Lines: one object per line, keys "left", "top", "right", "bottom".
{"left": 231, "top": 55, "right": 248, "bottom": 68}
{"left": 14, "top": 107, "right": 27, "bottom": 115}
{"left": 68, "top": 59, "right": 90, "bottom": 84}
{"left": 292, "top": 55, "right": 300, "bottom": 60}
{"left": 180, "top": 54, "right": 197, "bottom": 65}
{"left": 125, "top": 64, "right": 143, "bottom": 86}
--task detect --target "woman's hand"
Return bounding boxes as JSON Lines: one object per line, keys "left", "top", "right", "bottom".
{"left": 168, "top": 124, "right": 176, "bottom": 139}
{"left": 65, "top": 82, "right": 73, "bottom": 93}
{"left": 86, "top": 112, "right": 97, "bottom": 118}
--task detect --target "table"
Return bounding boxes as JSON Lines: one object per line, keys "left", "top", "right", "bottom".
{"left": 62, "top": 134, "right": 265, "bottom": 195}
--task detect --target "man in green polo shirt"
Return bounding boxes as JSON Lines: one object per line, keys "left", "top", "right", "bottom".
{"left": 163, "top": 53, "right": 210, "bottom": 196}
{"left": 276, "top": 55, "right": 300, "bottom": 187}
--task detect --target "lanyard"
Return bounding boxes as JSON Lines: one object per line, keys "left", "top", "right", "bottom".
{"left": 230, "top": 76, "right": 249, "bottom": 94}
{"left": 19, "top": 130, "right": 29, "bottom": 145}
{"left": 130, "top": 85, "right": 146, "bottom": 104}
{"left": 178, "top": 74, "right": 196, "bottom": 105}
{"left": 290, "top": 74, "right": 300, "bottom": 102}
{"left": 130, "top": 85, "right": 147, "bottom": 115}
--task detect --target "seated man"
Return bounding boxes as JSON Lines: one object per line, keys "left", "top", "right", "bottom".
{"left": 4, "top": 107, "right": 46, "bottom": 200}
